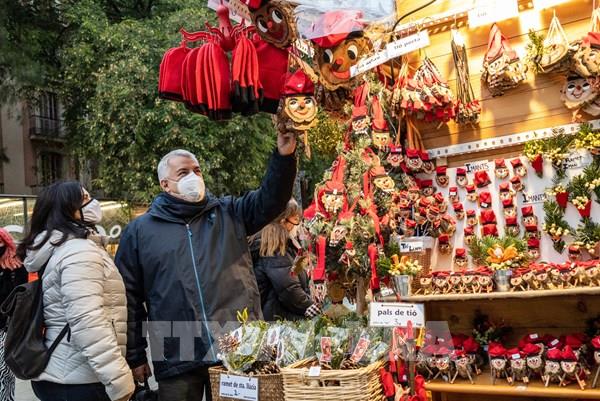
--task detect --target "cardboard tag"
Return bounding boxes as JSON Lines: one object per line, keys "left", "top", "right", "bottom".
{"left": 399, "top": 241, "right": 424, "bottom": 253}
{"left": 386, "top": 31, "right": 430, "bottom": 59}
{"left": 219, "top": 374, "right": 259, "bottom": 401}
{"left": 468, "top": 0, "right": 519, "bottom": 28}
{"left": 369, "top": 302, "right": 425, "bottom": 328}
{"left": 350, "top": 50, "right": 390, "bottom": 77}
{"left": 350, "top": 338, "right": 371, "bottom": 363}
{"left": 308, "top": 366, "right": 321, "bottom": 377}
{"left": 465, "top": 160, "right": 490, "bottom": 173}
{"left": 521, "top": 192, "right": 547, "bottom": 205}
{"left": 320, "top": 337, "right": 332, "bottom": 363}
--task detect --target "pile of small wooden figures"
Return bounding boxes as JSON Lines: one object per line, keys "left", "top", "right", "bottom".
{"left": 414, "top": 260, "right": 600, "bottom": 295}
{"left": 509, "top": 260, "right": 600, "bottom": 291}
{"left": 418, "top": 332, "right": 600, "bottom": 390}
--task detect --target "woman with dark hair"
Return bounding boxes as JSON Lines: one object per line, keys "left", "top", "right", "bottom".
{"left": 17, "top": 181, "right": 134, "bottom": 401}
{"left": 0, "top": 227, "right": 27, "bottom": 401}
{"left": 250, "top": 199, "right": 321, "bottom": 321}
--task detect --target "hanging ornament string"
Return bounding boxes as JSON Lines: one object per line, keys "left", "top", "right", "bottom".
{"left": 451, "top": 28, "right": 481, "bottom": 125}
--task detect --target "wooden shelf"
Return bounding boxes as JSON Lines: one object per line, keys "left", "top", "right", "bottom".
{"left": 426, "top": 370, "right": 600, "bottom": 399}
{"left": 382, "top": 286, "right": 600, "bottom": 303}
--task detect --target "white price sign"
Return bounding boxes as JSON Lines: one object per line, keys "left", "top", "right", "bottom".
{"left": 521, "top": 192, "right": 547, "bottom": 205}
{"left": 369, "top": 302, "right": 425, "bottom": 328}
{"left": 399, "top": 241, "right": 424, "bottom": 253}
{"left": 219, "top": 374, "right": 259, "bottom": 401}
{"left": 350, "top": 50, "right": 390, "bottom": 77}
{"left": 386, "top": 31, "right": 430, "bottom": 59}
{"left": 468, "top": 0, "right": 519, "bottom": 28}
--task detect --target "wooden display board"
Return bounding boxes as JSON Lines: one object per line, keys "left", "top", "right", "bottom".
{"left": 390, "top": 1, "right": 600, "bottom": 400}
{"left": 398, "top": 0, "right": 597, "bottom": 164}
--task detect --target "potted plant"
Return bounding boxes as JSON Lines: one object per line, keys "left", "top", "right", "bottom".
{"left": 468, "top": 236, "right": 529, "bottom": 291}
{"left": 388, "top": 254, "right": 423, "bottom": 298}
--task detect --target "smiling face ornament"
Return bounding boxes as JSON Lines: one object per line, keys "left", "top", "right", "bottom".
{"left": 251, "top": 0, "right": 296, "bottom": 48}
{"left": 280, "top": 69, "right": 318, "bottom": 131}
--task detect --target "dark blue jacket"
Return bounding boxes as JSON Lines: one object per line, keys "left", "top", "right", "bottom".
{"left": 250, "top": 239, "right": 312, "bottom": 321}
{"left": 115, "top": 150, "right": 296, "bottom": 380}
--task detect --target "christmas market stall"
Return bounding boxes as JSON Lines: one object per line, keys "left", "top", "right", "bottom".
{"left": 158, "top": 0, "right": 600, "bottom": 400}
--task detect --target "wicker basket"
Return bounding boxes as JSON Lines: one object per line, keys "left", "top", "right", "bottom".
{"left": 396, "top": 236, "right": 433, "bottom": 292}
{"left": 209, "top": 366, "right": 283, "bottom": 401}
{"left": 281, "top": 359, "right": 385, "bottom": 401}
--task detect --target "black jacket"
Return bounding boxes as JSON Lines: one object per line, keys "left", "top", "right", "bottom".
{"left": 0, "top": 265, "right": 27, "bottom": 329}
{"left": 115, "top": 150, "right": 296, "bottom": 380}
{"left": 250, "top": 238, "right": 312, "bottom": 321}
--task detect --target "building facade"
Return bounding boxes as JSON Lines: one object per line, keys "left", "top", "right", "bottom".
{"left": 0, "top": 92, "right": 76, "bottom": 195}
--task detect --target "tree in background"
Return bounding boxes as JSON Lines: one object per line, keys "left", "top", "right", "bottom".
{"left": 0, "top": 0, "right": 275, "bottom": 203}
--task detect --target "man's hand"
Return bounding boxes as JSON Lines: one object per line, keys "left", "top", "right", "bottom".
{"left": 132, "top": 363, "right": 152, "bottom": 383}
{"left": 277, "top": 130, "right": 297, "bottom": 156}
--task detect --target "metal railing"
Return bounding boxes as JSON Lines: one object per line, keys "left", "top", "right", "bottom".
{"left": 28, "top": 115, "right": 64, "bottom": 139}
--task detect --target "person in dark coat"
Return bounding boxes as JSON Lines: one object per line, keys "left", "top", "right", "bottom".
{"left": 0, "top": 227, "right": 28, "bottom": 401}
{"left": 250, "top": 199, "right": 320, "bottom": 321}
{"left": 114, "top": 131, "right": 297, "bottom": 401}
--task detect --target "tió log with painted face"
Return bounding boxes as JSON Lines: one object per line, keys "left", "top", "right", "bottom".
{"left": 251, "top": 0, "right": 296, "bottom": 48}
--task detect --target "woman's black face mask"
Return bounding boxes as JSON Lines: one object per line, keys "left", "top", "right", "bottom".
{"left": 0, "top": 246, "right": 5, "bottom": 258}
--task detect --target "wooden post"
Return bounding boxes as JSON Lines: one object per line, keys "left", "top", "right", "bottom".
{"left": 356, "top": 277, "right": 368, "bottom": 315}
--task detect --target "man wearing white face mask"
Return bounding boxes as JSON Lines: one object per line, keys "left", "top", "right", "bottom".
{"left": 115, "top": 131, "right": 297, "bottom": 401}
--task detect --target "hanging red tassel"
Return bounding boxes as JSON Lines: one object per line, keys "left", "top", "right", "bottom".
{"left": 368, "top": 243, "right": 380, "bottom": 293}
{"left": 314, "top": 235, "right": 327, "bottom": 282}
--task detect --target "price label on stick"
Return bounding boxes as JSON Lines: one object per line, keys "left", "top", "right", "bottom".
{"left": 350, "top": 50, "right": 390, "bottom": 77}
{"left": 219, "top": 374, "right": 259, "bottom": 401}
{"left": 369, "top": 302, "right": 425, "bottom": 328}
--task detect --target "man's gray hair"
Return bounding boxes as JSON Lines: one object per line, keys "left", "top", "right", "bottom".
{"left": 157, "top": 149, "right": 199, "bottom": 182}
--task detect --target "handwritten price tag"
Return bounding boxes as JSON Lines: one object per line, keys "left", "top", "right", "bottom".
{"left": 219, "top": 374, "right": 259, "bottom": 401}
{"left": 386, "top": 31, "right": 430, "bottom": 59}
{"left": 399, "top": 241, "right": 424, "bottom": 253}
{"left": 369, "top": 302, "right": 425, "bottom": 328}
{"left": 350, "top": 50, "right": 390, "bottom": 77}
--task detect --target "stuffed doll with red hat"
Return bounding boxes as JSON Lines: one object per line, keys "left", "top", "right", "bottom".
{"left": 451, "top": 349, "right": 475, "bottom": 384}
{"left": 421, "top": 151, "right": 435, "bottom": 175}
{"left": 310, "top": 10, "right": 372, "bottom": 90}
{"left": 449, "top": 186, "right": 459, "bottom": 203}
{"left": 569, "top": 244, "right": 582, "bottom": 262}
{"left": 507, "top": 348, "right": 529, "bottom": 385}
{"left": 464, "top": 225, "right": 476, "bottom": 246}
{"left": 505, "top": 216, "right": 520, "bottom": 237}
{"left": 350, "top": 83, "right": 371, "bottom": 139}
{"left": 510, "top": 268, "right": 527, "bottom": 291}
{"left": 495, "top": 159, "right": 509, "bottom": 179}
{"left": 521, "top": 206, "right": 538, "bottom": 227}
{"left": 559, "top": 264, "right": 574, "bottom": 289}
{"left": 455, "top": 167, "right": 468, "bottom": 187}
{"left": 560, "top": 346, "right": 586, "bottom": 390}
{"left": 448, "top": 271, "right": 463, "bottom": 294}
{"left": 533, "top": 264, "right": 551, "bottom": 290}
{"left": 466, "top": 184, "right": 477, "bottom": 202}
{"left": 370, "top": 95, "right": 391, "bottom": 151}
{"left": 503, "top": 199, "right": 517, "bottom": 220}
{"left": 479, "top": 191, "right": 492, "bottom": 209}
{"left": 406, "top": 148, "right": 423, "bottom": 172}
{"left": 436, "top": 166, "right": 449, "bottom": 187}
{"left": 433, "top": 347, "right": 453, "bottom": 382}
{"left": 522, "top": 343, "right": 544, "bottom": 380}
{"left": 278, "top": 69, "right": 318, "bottom": 145}
{"left": 466, "top": 208, "right": 478, "bottom": 226}
{"left": 511, "top": 158, "right": 528, "bottom": 177}
{"left": 433, "top": 271, "right": 450, "bottom": 294}
{"left": 415, "top": 273, "right": 433, "bottom": 295}
{"left": 248, "top": 0, "right": 297, "bottom": 48}
{"left": 474, "top": 170, "right": 491, "bottom": 188}
{"left": 421, "top": 179, "right": 435, "bottom": 198}
{"left": 477, "top": 267, "right": 494, "bottom": 293}
{"left": 316, "top": 156, "right": 348, "bottom": 219}
{"left": 586, "top": 262, "right": 600, "bottom": 286}
{"left": 453, "top": 202, "right": 465, "bottom": 220}
{"left": 454, "top": 248, "right": 468, "bottom": 269}
{"left": 435, "top": 192, "right": 448, "bottom": 212}
{"left": 591, "top": 336, "right": 600, "bottom": 388}
{"left": 427, "top": 205, "right": 440, "bottom": 224}
{"left": 527, "top": 238, "right": 541, "bottom": 261}
{"left": 386, "top": 145, "right": 403, "bottom": 168}
{"left": 489, "top": 342, "right": 509, "bottom": 384}
{"left": 511, "top": 176, "right": 524, "bottom": 192}
{"left": 438, "top": 234, "right": 452, "bottom": 255}
{"left": 499, "top": 182, "right": 514, "bottom": 202}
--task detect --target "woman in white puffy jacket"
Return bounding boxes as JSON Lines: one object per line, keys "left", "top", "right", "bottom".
{"left": 17, "top": 181, "right": 134, "bottom": 401}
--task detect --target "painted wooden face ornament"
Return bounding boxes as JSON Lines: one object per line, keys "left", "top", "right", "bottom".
{"left": 280, "top": 69, "right": 318, "bottom": 131}
{"left": 251, "top": 0, "right": 296, "bottom": 48}
{"left": 311, "top": 10, "right": 371, "bottom": 90}
{"left": 561, "top": 76, "right": 597, "bottom": 109}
